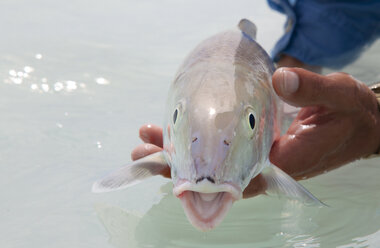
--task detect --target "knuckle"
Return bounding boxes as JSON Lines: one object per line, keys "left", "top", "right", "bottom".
{"left": 308, "top": 74, "right": 326, "bottom": 102}
{"left": 326, "top": 72, "right": 349, "bottom": 78}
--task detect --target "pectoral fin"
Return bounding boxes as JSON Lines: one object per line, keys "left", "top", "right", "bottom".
{"left": 92, "top": 151, "right": 169, "bottom": 193}
{"left": 261, "top": 163, "right": 326, "bottom": 206}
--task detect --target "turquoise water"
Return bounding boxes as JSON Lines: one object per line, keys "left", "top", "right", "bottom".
{"left": 0, "top": 1, "right": 379, "bottom": 247}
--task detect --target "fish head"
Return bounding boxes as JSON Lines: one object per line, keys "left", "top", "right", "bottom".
{"left": 163, "top": 63, "right": 275, "bottom": 230}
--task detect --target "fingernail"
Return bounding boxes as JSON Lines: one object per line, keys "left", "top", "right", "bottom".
{"left": 279, "top": 68, "right": 299, "bottom": 95}
{"left": 140, "top": 131, "right": 150, "bottom": 142}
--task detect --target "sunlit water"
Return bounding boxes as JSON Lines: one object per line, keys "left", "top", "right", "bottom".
{"left": 1, "top": 1, "right": 379, "bottom": 247}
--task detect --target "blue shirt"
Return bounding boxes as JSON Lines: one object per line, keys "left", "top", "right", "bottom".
{"left": 268, "top": 0, "right": 380, "bottom": 69}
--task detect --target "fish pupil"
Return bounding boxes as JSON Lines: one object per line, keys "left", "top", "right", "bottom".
{"left": 173, "top": 109, "right": 178, "bottom": 124}
{"left": 249, "top": 113, "right": 255, "bottom": 129}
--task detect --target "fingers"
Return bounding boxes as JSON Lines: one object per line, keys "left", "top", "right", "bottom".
{"left": 132, "top": 124, "right": 170, "bottom": 178}
{"left": 272, "top": 67, "right": 358, "bottom": 110}
{"left": 131, "top": 143, "right": 163, "bottom": 161}
{"left": 139, "top": 124, "right": 163, "bottom": 147}
{"left": 269, "top": 115, "right": 352, "bottom": 179}
{"left": 132, "top": 124, "right": 163, "bottom": 161}
{"left": 242, "top": 174, "right": 266, "bottom": 199}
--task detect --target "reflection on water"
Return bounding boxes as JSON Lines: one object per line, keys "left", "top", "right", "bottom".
{"left": 4, "top": 53, "right": 110, "bottom": 94}
{"left": 0, "top": 0, "right": 379, "bottom": 247}
{"left": 94, "top": 159, "right": 380, "bottom": 248}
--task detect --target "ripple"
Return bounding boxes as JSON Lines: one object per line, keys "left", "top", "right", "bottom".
{"left": 95, "top": 77, "right": 110, "bottom": 85}
{"left": 23, "top": 66, "right": 34, "bottom": 73}
{"left": 96, "top": 141, "right": 102, "bottom": 149}
{"left": 9, "top": 69, "right": 17, "bottom": 77}
{"left": 41, "top": 83, "right": 49, "bottom": 92}
{"left": 65, "top": 81, "right": 77, "bottom": 91}
{"left": 3, "top": 55, "right": 110, "bottom": 95}
{"left": 30, "top": 84, "right": 38, "bottom": 90}
{"left": 54, "top": 82, "right": 64, "bottom": 92}
{"left": 10, "top": 77, "right": 22, "bottom": 84}
{"left": 35, "top": 53, "right": 42, "bottom": 60}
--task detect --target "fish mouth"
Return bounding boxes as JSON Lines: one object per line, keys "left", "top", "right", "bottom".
{"left": 173, "top": 180, "right": 242, "bottom": 231}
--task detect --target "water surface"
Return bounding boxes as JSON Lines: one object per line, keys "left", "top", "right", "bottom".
{"left": 0, "top": 1, "right": 379, "bottom": 247}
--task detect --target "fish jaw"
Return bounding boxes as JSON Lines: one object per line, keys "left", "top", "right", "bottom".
{"left": 173, "top": 180, "right": 242, "bottom": 231}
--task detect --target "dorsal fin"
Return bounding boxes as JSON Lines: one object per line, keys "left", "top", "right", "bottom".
{"left": 238, "top": 19, "right": 257, "bottom": 40}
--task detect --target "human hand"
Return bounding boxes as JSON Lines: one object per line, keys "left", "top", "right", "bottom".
{"left": 131, "top": 124, "right": 170, "bottom": 178}
{"left": 131, "top": 68, "right": 380, "bottom": 197}
{"left": 269, "top": 68, "right": 380, "bottom": 180}
{"left": 131, "top": 124, "right": 163, "bottom": 161}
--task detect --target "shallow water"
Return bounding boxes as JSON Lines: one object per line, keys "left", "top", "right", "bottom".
{"left": 1, "top": 1, "right": 379, "bottom": 247}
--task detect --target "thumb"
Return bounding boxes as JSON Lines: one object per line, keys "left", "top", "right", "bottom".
{"left": 272, "top": 67, "right": 356, "bottom": 109}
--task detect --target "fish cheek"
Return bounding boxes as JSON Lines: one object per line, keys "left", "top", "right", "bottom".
{"left": 240, "top": 137, "right": 260, "bottom": 186}
{"left": 227, "top": 135, "right": 257, "bottom": 187}
{"left": 166, "top": 124, "right": 171, "bottom": 141}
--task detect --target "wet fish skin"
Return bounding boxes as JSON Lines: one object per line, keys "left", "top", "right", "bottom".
{"left": 92, "top": 19, "right": 324, "bottom": 231}
{"left": 163, "top": 20, "right": 276, "bottom": 192}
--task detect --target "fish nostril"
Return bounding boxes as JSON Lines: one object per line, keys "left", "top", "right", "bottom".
{"left": 206, "top": 176, "right": 215, "bottom": 183}
{"left": 223, "top": 140, "right": 230, "bottom": 146}
{"left": 195, "top": 176, "right": 215, "bottom": 184}
{"left": 195, "top": 177, "right": 204, "bottom": 183}
{"left": 192, "top": 137, "right": 198, "bottom": 143}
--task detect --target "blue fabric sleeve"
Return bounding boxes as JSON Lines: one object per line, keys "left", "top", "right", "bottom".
{"left": 267, "top": 0, "right": 380, "bottom": 69}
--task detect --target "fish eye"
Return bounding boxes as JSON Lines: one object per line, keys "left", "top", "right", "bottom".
{"left": 173, "top": 108, "right": 179, "bottom": 124}
{"left": 248, "top": 113, "right": 255, "bottom": 130}
{"left": 172, "top": 101, "right": 185, "bottom": 126}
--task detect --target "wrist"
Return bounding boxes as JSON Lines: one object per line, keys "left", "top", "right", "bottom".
{"left": 367, "top": 83, "right": 380, "bottom": 157}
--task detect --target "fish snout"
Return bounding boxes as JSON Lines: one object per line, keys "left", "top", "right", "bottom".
{"left": 190, "top": 133, "right": 232, "bottom": 183}
{"left": 191, "top": 135, "right": 231, "bottom": 147}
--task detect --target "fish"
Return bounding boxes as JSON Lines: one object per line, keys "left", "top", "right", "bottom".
{"left": 92, "top": 19, "right": 324, "bottom": 231}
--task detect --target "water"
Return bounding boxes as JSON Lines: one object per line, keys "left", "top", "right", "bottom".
{"left": 0, "top": 1, "right": 379, "bottom": 247}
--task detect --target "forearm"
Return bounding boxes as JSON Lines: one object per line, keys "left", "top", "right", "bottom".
{"left": 367, "top": 83, "right": 380, "bottom": 157}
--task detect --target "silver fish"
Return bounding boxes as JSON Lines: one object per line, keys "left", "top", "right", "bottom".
{"left": 92, "top": 19, "right": 324, "bottom": 231}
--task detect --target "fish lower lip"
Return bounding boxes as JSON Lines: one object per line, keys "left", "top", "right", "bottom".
{"left": 173, "top": 180, "right": 242, "bottom": 231}
{"left": 178, "top": 191, "right": 234, "bottom": 231}
{"left": 173, "top": 180, "right": 242, "bottom": 200}
{"left": 199, "top": 192, "right": 219, "bottom": 202}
